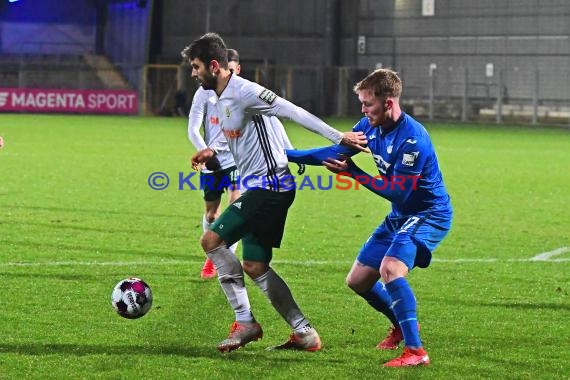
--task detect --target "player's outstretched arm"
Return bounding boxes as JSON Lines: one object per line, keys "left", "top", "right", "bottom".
{"left": 323, "top": 158, "right": 416, "bottom": 204}
{"left": 286, "top": 145, "right": 358, "bottom": 166}
{"left": 348, "top": 166, "right": 417, "bottom": 204}
{"left": 280, "top": 103, "right": 368, "bottom": 151}
{"left": 251, "top": 90, "right": 368, "bottom": 150}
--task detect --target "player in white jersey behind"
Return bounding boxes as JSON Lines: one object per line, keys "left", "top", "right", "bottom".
{"left": 182, "top": 33, "right": 367, "bottom": 353}
{"left": 188, "top": 49, "right": 242, "bottom": 279}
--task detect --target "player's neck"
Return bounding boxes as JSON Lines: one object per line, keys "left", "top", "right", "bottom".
{"left": 381, "top": 107, "right": 403, "bottom": 132}
{"left": 216, "top": 69, "right": 233, "bottom": 96}
{"left": 390, "top": 106, "right": 402, "bottom": 123}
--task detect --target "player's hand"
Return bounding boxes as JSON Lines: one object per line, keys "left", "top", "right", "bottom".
{"left": 323, "top": 156, "right": 352, "bottom": 174}
{"left": 191, "top": 148, "right": 216, "bottom": 171}
{"left": 340, "top": 131, "right": 369, "bottom": 153}
{"left": 296, "top": 163, "right": 306, "bottom": 175}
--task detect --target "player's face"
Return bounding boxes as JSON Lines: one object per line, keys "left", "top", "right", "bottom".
{"left": 358, "top": 89, "right": 388, "bottom": 127}
{"left": 190, "top": 58, "right": 217, "bottom": 90}
{"left": 228, "top": 61, "right": 241, "bottom": 75}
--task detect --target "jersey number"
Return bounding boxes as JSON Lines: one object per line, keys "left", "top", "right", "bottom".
{"left": 398, "top": 216, "right": 420, "bottom": 234}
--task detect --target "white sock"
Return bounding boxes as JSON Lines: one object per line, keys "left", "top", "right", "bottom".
{"left": 253, "top": 268, "right": 309, "bottom": 331}
{"left": 207, "top": 246, "right": 254, "bottom": 323}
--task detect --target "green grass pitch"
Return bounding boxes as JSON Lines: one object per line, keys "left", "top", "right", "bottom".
{"left": 0, "top": 114, "right": 568, "bottom": 379}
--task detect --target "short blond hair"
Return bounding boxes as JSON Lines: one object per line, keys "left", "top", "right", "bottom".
{"left": 353, "top": 68, "right": 402, "bottom": 99}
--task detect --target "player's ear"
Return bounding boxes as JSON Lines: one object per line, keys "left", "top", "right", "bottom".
{"left": 210, "top": 59, "right": 220, "bottom": 73}
{"left": 385, "top": 98, "right": 393, "bottom": 110}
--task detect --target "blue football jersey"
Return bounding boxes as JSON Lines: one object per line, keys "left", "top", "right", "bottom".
{"left": 352, "top": 113, "right": 451, "bottom": 215}
{"left": 287, "top": 112, "right": 451, "bottom": 216}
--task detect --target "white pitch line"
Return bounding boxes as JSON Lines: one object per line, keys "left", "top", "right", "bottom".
{"left": 529, "top": 246, "right": 570, "bottom": 261}
{"left": 0, "top": 256, "right": 569, "bottom": 268}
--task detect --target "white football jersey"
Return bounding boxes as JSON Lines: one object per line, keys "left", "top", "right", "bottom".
{"left": 187, "top": 86, "right": 236, "bottom": 173}
{"left": 215, "top": 74, "right": 342, "bottom": 191}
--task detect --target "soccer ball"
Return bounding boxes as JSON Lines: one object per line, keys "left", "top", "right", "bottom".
{"left": 111, "top": 277, "right": 153, "bottom": 319}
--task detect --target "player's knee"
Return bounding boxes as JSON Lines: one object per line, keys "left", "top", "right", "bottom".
{"left": 345, "top": 274, "right": 369, "bottom": 293}
{"left": 345, "top": 274, "right": 358, "bottom": 291}
{"left": 204, "top": 211, "right": 218, "bottom": 223}
{"left": 242, "top": 260, "right": 268, "bottom": 279}
{"left": 379, "top": 258, "right": 408, "bottom": 283}
{"left": 200, "top": 230, "right": 224, "bottom": 252}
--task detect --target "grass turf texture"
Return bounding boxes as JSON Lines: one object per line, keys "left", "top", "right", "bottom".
{"left": 0, "top": 114, "right": 568, "bottom": 379}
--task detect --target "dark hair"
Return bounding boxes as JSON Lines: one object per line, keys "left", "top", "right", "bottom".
{"left": 180, "top": 33, "right": 228, "bottom": 68}
{"left": 227, "top": 49, "right": 239, "bottom": 63}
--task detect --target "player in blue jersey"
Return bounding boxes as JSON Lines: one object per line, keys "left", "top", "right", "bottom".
{"left": 287, "top": 68, "right": 452, "bottom": 367}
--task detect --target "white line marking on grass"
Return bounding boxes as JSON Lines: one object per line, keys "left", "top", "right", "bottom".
{"left": 1, "top": 255, "right": 569, "bottom": 268}
{"left": 529, "top": 247, "right": 569, "bottom": 261}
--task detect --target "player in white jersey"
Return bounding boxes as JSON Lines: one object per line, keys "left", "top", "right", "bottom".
{"left": 182, "top": 33, "right": 367, "bottom": 353}
{"left": 188, "top": 49, "right": 301, "bottom": 279}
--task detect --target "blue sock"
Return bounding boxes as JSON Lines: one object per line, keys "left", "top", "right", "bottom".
{"left": 358, "top": 281, "right": 399, "bottom": 327}
{"left": 385, "top": 277, "right": 422, "bottom": 348}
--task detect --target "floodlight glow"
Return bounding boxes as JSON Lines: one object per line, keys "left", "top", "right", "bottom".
{"left": 9, "top": 0, "right": 22, "bottom": 3}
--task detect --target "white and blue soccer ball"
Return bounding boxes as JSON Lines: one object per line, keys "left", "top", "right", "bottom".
{"left": 111, "top": 277, "right": 153, "bottom": 319}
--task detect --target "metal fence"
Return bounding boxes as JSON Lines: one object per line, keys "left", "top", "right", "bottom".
{"left": 400, "top": 65, "right": 570, "bottom": 126}
{"left": 2, "top": 57, "right": 570, "bottom": 126}
{"left": 0, "top": 54, "right": 136, "bottom": 91}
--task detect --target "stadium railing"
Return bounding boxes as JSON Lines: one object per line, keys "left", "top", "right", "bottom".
{"left": 2, "top": 58, "right": 569, "bottom": 126}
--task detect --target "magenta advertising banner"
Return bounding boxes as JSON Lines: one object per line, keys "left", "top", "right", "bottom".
{"left": 0, "top": 88, "right": 139, "bottom": 114}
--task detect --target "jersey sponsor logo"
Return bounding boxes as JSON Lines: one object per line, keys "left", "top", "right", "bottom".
{"left": 402, "top": 151, "right": 419, "bottom": 166}
{"left": 222, "top": 129, "right": 242, "bottom": 139}
{"left": 258, "top": 88, "right": 277, "bottom": 105}
{"left": 373, "top": 153, "right": 391, "bottom": 174}
{"left": 210, "top": 116, "right": 220, "bottom": 125}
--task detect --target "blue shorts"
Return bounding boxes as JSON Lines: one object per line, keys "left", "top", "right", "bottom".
{"left": 357, "top": 211, "right": 452, "bottom": 270}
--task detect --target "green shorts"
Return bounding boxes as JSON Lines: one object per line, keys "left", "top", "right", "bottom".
{"left": 200, "top": 166, "right": 239, "bottom": 201}
{"left": 211, "top": 188, "right": 296, "bottom": 252}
